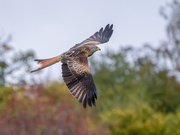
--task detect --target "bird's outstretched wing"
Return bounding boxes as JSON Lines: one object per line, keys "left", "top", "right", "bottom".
{"left": 70, "top": 24, "right": 113, "bottom": 50}
{"left": 61, "top": 54, "right": 98, "bottom": 108}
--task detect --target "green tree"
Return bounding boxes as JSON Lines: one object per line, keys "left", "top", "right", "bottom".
{"left": 156, "top": 0, "right": 180, "bottom": 72}
{"left": 0, "top": 35, "right": 35, "bottom": 86}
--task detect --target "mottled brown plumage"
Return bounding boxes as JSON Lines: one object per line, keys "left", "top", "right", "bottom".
{"left": 31, "top": 24, "right": 113, "bottom": 108}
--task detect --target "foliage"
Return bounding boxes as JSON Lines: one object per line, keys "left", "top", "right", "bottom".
{"left": 91, "top": 49, "right": 180, "bottom": 114}
{"left": 0, "top": 83, "right": 108, "bottom": 135}
{"left": 0, "top": 36, "right": 35, "bottom": 86}
{"left": 155, "top": 0, "right": 180, "bottom": 72}
{"left": 101, "top": 106, "right": 180, "bottom": 135}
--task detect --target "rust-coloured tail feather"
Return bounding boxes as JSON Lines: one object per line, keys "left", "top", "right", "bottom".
{"left": 31, "top": 54, "right": 62, "bottom": 73}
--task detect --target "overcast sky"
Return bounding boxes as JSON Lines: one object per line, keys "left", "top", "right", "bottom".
{"left": 0, "top": 0, "right": 170, "bottom": 81}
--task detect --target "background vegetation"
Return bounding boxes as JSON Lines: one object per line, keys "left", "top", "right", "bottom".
{"left": 1, "top": 1, "right": 180, "bottom": 135}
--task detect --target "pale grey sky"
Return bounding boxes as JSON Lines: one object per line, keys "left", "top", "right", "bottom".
{"left": 0, "top": 0, "right": 169, "bottom": 81}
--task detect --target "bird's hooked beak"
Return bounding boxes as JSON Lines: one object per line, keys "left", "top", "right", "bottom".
{"left": 96, "top": 47, "right": 101, "bottom": 51}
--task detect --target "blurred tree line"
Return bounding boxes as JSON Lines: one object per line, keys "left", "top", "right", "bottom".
{"left": 0, "top": 35, "right": 35, "bottom": 86}
{"left": 1, "top": 0, "right": 180, "bottom": 134}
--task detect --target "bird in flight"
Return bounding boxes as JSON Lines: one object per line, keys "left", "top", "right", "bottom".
{"left": 31, "top": 24, "right": 113, "bottom": 108}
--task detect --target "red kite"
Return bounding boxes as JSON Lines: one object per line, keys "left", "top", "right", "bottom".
{"left": 31, "top": 24, "right": 113, "bottom": 108}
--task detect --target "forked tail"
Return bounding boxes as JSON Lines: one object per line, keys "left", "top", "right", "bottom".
{"left": 31, "top": 54, "right": 62, "bottom": 73}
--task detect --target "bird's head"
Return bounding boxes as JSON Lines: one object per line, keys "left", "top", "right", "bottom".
{"left": 89, "top": 46, "right": 101, "bottom": 56}
{"left": 90, "top": 46, "right": 101, "bottom": 53}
